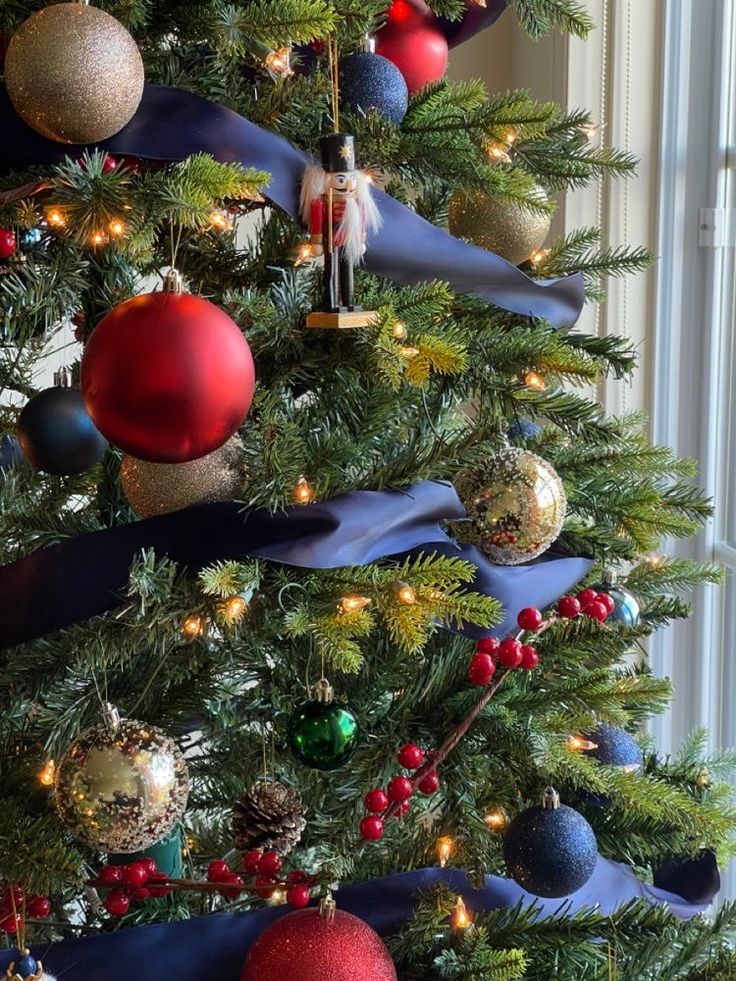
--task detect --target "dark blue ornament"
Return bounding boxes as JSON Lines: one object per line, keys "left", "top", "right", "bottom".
{"left": 507, "top": 418, "right": 542, "bottom": 442}
{"left": 503, "top": 787, "right": 597, "bottom": 897}
{"left": 19, "top": 227, "right": 43, "bottom": 251}
{"left": 583, "top": 722, "right": 643, "bottom": 772}
{"left": 0, "top": 434, "right": 23, "bottom": 472}
{"left": 13, "top": 950, "right": 38, "bottom": 977}
{"left": 340, "top": 51, "right": 409, "bottom": 125}
{"left": 17, "top": 386, "right": 108, "bottom": 476}
{"left": 596, "top": 571, "right": 640, "bottom": 627}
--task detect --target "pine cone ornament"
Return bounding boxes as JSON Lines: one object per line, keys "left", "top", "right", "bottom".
{"left": 232, "top": 780, "right": 306, "bottom": 856}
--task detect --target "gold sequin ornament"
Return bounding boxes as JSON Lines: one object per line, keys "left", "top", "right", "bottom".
{"left": 448, "top": 186, "right": 552, "bottom": 266}
{"left": 121, "top": 436, "right": 246, "bottom": 518}
{"left": 453, "top": 447, "right": 567, "bottom": 565}
{"left": 5, "top": 2, "right": 144, "bottom": 144}
{"left": 54, "top": 703, "right": 189, "bottom": 853}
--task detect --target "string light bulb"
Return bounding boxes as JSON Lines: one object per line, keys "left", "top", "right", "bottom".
{"left": 393, "top": 581, "right": 417, "bottom": 605}
{"left": 392, "top": 320, "right": 408, "bottom": 341}
{"left": 223, "top": 593, "right": 249, "bottom": 621}
{"left": 39, "top": 759, "right": 56, "bottom": 787}
{"left": 46, "top": 209, "right": 66, "bottom": 228}
{"left": 567, "top": 734, "right": 599, "bottom": 753}
{"left": 265, "top": 47, "right": 294, "bottom": 76}
{"left": 398, "top": 345, "right": 420, "bottom": 359}
{"left": 504, "top": 127, "right": 518, "bottom": 145}
{"left": 582, "top": 122, "right": 603, "bottom": 142}
{"left": 452, "top": 896, "right": 472, "bottom": 929}
{"left": 209, "top": 209, "right": 233, "bottom": 231}
{"left": 109, "top": 218, "right": 126, "bottom": 237}
{"left": 529, "top": 247, "right": 550, "bottom": 267}
{"left": 487, "top": 142, "right": 512, "bottom": 164}
{"left": 484, "top": 808, "right": 507, "bottom": 831}
{"left": 436, "top": 836, "right": 455, "bottom": 868}
{"left": 523, "top": 369, "right": 546, "bottom": 391}
{"left": 293, "top": 477, "right": 314, "bottom": 504}
{"left": 294, "top": 242, "right": 313, "bottom": 266}
{"left": 182, "top": 614, "right": 206, "bottom": 641}
{"left": 696, "top": 767, "right": 711, "bottom": 789}
{"left": 90, "top": 230, "right": 106, "bottom": 247}
{"left": 339, "top": 594, "right": 372, "bottom": 613}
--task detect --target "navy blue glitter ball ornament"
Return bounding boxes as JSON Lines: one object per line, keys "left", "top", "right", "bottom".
{"left": 507, "top": 417, "right": 542, "bottom": 443}
{"left": 503, "top": 787, "right": 598, "bottom": 897}
{"left": 340, "top": 45, "right": 409, "bottom": 125}
{"left": 17, "top": 383, "right": 108, "bottom": 476}
{"left": 583, "top": 722, "right": 643, "bottom": 772}
{"left": 13, "top": 950, "right": 38, "bottom": 977}
{"left": 596, "top": 570, "right": 641, "bottom": 627}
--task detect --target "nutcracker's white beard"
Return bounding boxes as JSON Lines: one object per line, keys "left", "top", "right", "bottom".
{"left": 300, "top": 166, "right": 382, "bottom": 266}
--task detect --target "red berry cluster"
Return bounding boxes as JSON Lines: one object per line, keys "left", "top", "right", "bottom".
{"left": 360, "top": 744, "right": 440, "bottom": 842}
{"left": 100, "top": 858, "right": 170, "bottom": 917}
{"left": 468, "top": 606, "right": 543, "bottom": 686}
{"left": 208, "top": 853, "right": 312, "bottom": 910}
{"left": 0, "top": 885, "right": 51, "bottom": 933}
{"left": 557, "top": 589, "right": 615, "bottom": 623}
{"left": 0, "top": 230, "right": 16, "bottom": 260}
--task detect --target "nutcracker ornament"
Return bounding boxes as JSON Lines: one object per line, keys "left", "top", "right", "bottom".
{"left": 300, "top": 133, "right": 382, "bottom": 328}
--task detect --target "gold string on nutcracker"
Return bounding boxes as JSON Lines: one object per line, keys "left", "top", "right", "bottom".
{"left": 300, "top": 39, "right": 382, "bottom": 328}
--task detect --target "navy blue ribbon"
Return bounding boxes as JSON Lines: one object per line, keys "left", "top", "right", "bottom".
{"left": 0, "top": 83, "right": 584, "bottom": 328}
{"left": 0, "top": 857, "right": 716, "bottom": 981}
{"left": 0, "top": 479, "right": 591, "bottom": 649}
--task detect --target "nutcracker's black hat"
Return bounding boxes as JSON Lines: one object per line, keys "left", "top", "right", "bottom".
{"left": 319, "top": 133, "right": 356, "bottom": 172}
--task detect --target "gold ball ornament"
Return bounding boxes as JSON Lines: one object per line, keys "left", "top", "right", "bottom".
{"left": 120, "top": 437, "right": 246, "bottom": 518}
{"left": 5, "top": 2, "right": 144, "bottom": 145}
{"left": 453, "top": 447, "right": 567, "bottom": 565}
{"left": 448, "top": 187, "right": 552, "bottom": 266}
{"left": 55, "top": 705, "right": 189, "bottom": 853}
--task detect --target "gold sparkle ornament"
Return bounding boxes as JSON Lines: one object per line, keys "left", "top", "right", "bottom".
{"left": 121, "top": 436, "right": 246, "bottom": 518}
{"left": 55, "top": 703, "right": 189, "bottom": 853}
{"left": 453, "top": 447, "right": 567, "bottom": 565}
{"left": 5, "top": 2, "right": 145, "bottom": 145}
{"left": 448, "top": 185, "right": 552, "bottom": 266}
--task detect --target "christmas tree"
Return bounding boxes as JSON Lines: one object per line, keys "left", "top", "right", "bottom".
{"left": 0, "top": 1, "right": 734, "bottom": 979}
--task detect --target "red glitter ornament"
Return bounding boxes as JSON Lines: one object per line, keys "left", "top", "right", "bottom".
{"left": 81, "top": 274, "right": 256, "bottom": 463}
{"left": 241, "top": 906, "right": 397, "bottom": 981}
{"left": 375, "top": 0, "right": 448, "bottom": 93}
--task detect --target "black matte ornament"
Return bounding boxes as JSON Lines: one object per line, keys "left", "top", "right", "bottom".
{"left": 583, "top": 722, "right": 643, "bottom": 772}
{"left": 17, "top": 386, "right": 108, "bottom": 475}
{"left": 503, "top": 787, "right": 598, "bottom": 897}
{"left": 340, "top": 50, "right": 409, "bottom": 125}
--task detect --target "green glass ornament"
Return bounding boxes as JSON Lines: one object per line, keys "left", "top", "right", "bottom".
{"left": 287, "top": 680, "right": 360, "bottom": 771}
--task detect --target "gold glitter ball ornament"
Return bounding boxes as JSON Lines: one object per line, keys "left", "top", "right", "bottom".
{"left": 5, "top": 2, "right": 145, "bottom": 145}
{"left": 55, "top": 704, "right": 189, "bottom": 853}
{"left": 453, "top": 447, "right": 567, "bottom": 565}
{"left": 448, "top": 186, "right": 552, "bottom": 266}
{"left": 121, "top": 437, "right": 246, "bottom": 518}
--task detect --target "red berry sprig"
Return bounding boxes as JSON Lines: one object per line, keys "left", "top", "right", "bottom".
{"left": 557, "top": 589, "right": 615, "bottom": 623}
{"left": 0, "top": 883, "right": 52, "bottom": 932}
{"left": 359, "top": 741, "right": 441, "bottom": 841}
{"left": 99, "top": 860, "right": 172, "bottom": 916}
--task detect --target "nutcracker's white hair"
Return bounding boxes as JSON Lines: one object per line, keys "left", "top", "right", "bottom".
{"left": 300, "top": 164, "right": 382, "bottom": 265}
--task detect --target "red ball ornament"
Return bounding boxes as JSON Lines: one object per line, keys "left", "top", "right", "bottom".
{"left": 287, "top": 884, "right": 311, "bottom": 909}
{"left": 517, "top": 607, "right": 543, "bottom": 632}
{"left": 241, "top": 907, "right": 397, "bottom": 981}
{"left": 397, "top": 743, "right": 424, "bottom": 769}
{"left": 387, "top": 775, "right": 413, "bottom": 802}
{"left": 597, "top": 592, "right": 616, "bottom": 615}
{"left": 375, "top": 0, "right": 449, "bottom": 94}
{"left": 417, "top": 770, "right": 440, "bottom": 795}
{"left": 360, "top": 816, "right": 385, "bottom": 841}
{"left": 26, "top": 895, "right": 52, "bottom": 918}
{"left": 364, "top": 788, "right": 389, "bottom": 814}
{"left": 557, "top": 595, "right": 581, "bottom": 619}
{"left": 476, "top": 635, "right": 500, "bottom": 657}
{"left": 81, "top": 276, "right": 256, "bottom": 463}
{"left": 104, "top": 890, "right": 130, "bottom": 917}
{"left": 257, "top": 851, "right": 283, "bottom": 876}
{"left": 577, "top": 588, "right": 598, "bottom": 606}
{"left": 498, "top": 638, "right": 523, "bottom": 668}
{"left": 519, "top": 645, "right": 539, "bottom": 670}
{"left": 583, "top": 600, "right": 608, "bottom": 623}
{"left": 467, "top": 651, "right": 495, "bottom": 686}
{"left": 243, "top": 849, "right": 263, "bottom": 874}
{"left": 0, "top": 230, "right": 16, "bottom": 259}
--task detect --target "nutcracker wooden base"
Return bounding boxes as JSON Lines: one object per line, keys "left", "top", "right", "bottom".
{"left": 306, "top": 310, "right": 379, "bottom": 329}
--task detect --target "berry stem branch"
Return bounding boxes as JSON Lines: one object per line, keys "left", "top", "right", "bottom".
{"left": 87, "top": 874, "right": 319, "bottom": 897}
